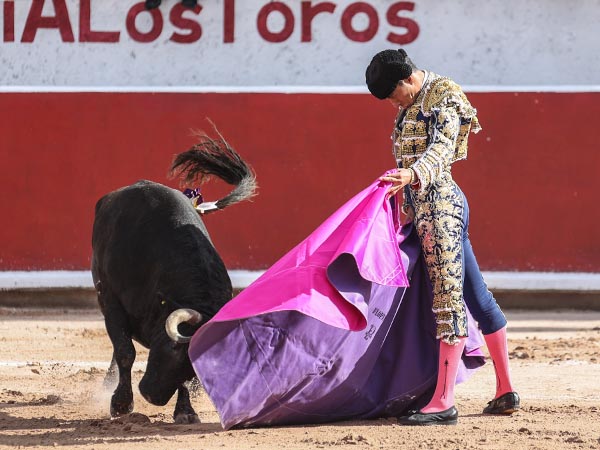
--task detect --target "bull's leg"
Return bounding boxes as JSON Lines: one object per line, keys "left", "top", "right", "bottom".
{"left": 173, "top": 384, "right": 200, "bottom": 424}
{"left": 102, "top": 300, "right": 136, "bottom": 417}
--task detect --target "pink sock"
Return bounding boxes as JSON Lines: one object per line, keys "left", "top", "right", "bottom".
{"left": 421, "top": 337, "right": 466, "bottom": 413}
{"left": 483, "top": 326, "right": 514, "bottom": 398}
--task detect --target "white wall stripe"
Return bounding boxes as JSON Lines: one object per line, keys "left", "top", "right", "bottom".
{"left": 0, "top": 85, "right": 599, "bottom": 94}
{"left": 1, "top": 270, "right": 599, "bottom": 292}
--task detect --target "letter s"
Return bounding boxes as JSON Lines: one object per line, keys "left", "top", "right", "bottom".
{"left": 386, "top": 2, "right": 419, "bottom": 45}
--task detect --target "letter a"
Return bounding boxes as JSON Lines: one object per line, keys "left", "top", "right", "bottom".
{"left": 22, "top": 0, "right": 75, "bottom": 43}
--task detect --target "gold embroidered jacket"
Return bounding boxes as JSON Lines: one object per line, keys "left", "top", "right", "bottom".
{"left": 392, "top": 72, "right": 481, "bottom": 191}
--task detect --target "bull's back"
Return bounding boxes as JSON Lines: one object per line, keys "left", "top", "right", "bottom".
{"left": 91, "top": 181, "right": 228, "bottom": 318}
{"left": 92, "top": 180, "right": 207, "bottom": 248}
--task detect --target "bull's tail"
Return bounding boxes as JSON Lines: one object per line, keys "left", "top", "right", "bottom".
{"left": 170, "top": 126, "right": 257, "bottom": 213}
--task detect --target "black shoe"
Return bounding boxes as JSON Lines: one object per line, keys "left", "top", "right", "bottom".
{"left": 398, "top": 406, "right": 458, "bottom": 426}
{"left": 483, "top": 392, "right": 520, "bottom": 414}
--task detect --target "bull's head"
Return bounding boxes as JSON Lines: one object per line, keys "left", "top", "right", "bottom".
{"left": 138, "top": 309, "right": 203, "bottom": 406}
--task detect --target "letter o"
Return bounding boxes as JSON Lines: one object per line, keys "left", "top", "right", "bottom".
{"left": 257, "top": 2, "right": 294, "bottom": 43}
{"left": 341, "top": 2, "right": 379, "bottom": 42}
{"left": 126, "top": 2, "right": 163, "bottom": 43}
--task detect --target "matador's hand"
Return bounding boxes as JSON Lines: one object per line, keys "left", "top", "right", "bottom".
{"left": 379, "top": 169, "right": 413, "bottom": 196}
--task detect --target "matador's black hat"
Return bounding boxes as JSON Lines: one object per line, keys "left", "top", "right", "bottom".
{"left": 365, "top": 49, "right": 414, "bottom": 99}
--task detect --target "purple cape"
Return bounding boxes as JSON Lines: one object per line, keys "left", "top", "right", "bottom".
{"left": 189, "top": 174, "right": 485, "bottom": 429}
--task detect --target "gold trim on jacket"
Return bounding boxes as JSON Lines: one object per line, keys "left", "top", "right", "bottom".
{"left": 393, "top": 72, "right": 481, "bottom": 176}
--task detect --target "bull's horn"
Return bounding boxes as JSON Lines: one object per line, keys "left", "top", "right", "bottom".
{"left": 165, "top": 308, "right": 203, "bottom": 344}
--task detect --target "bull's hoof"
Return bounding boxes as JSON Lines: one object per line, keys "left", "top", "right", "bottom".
{"left": 110, "top": 399, "right": 134, "bottom": 417}
{"left": 174, "top": 413, "right": 200, "bottom": 424}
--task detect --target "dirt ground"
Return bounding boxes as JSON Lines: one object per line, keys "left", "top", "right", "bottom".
{"left": 0, "top": 307, "right": 599, "bottom": 450}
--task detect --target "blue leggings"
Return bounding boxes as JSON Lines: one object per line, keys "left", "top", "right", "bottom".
{"left": 460, "top": 194, "right": 507, "bottom": 335}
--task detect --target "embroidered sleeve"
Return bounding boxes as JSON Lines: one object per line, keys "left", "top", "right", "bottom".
{"left": 411, "top": 106, "right": 460, "bottom": 191}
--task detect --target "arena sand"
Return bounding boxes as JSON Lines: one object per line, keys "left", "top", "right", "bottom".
{"left": 0, "top": 308, "right": 599, "bottom": 450}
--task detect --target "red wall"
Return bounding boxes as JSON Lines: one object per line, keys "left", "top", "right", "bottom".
{"left": 0, "top": 92, "right": 598, "bottom": 271}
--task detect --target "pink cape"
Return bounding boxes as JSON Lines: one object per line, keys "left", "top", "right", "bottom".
{"left": 201, "top": 172, "right": 408, "bottom": 331}
{"left": 189, "top": 173, "right": 484, "bottom": 429}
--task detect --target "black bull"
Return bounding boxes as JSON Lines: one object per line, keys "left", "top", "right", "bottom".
{"left": 91, "top": 136, "right": 257, "bottom": 423}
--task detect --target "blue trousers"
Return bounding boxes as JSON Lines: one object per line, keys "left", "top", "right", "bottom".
{"left": 460, "top": 194, "right": 507, "bottom": 335}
